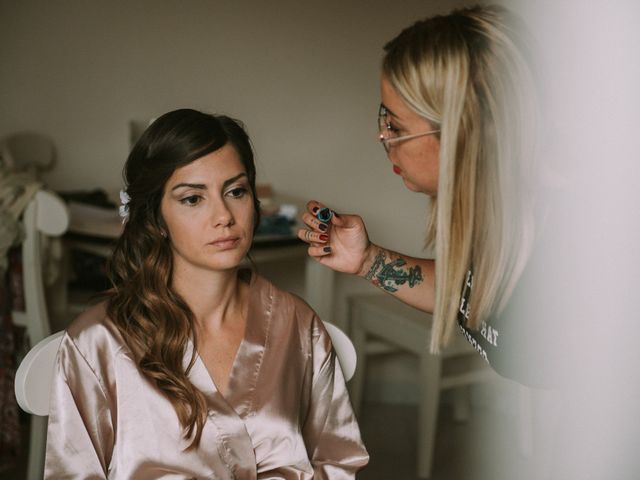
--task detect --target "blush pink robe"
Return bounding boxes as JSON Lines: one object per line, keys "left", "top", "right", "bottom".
{"left": 45, "top": 273, "right": 368, "bottom": 479}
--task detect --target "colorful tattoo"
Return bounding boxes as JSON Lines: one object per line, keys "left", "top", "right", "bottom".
{"left": 364, "top": 250, "right": 423, "bottom": 293}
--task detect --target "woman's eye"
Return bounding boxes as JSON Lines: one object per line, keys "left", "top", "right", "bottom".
{"left": 180, "top": 195, "right": 202, "bottom": 206}
{"left": 387, "top": 123, "right": 401, "bottom": 135}
{"left": 227, "top": 187, "right": 248, "bottom": 199}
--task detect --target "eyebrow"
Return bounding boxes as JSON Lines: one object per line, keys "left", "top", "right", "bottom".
{"left": 171, "top": 173, "right": 248, "bottom": 192}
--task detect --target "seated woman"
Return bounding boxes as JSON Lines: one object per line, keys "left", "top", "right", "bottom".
{"left": 44, "top": 109, "right": 368, "bottom": 479}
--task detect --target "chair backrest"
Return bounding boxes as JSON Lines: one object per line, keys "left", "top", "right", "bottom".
{"left": 11, "top": 190, "right": 69, "bottom": 345}
{"left": 324, "top": 321, "right": 356, "bottom": 382}
{"left": 14, "top": 331, "right": 64, "bottom": 416}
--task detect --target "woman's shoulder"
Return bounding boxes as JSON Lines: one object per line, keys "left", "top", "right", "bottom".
{"left": 251, "top": 272, "right": 319, "bottom": 323}
{"left": 251, "top": 272, "right": 330, "bottom": 348}
{"left": 63, "top": 301, "right": 128, "bottom": 360}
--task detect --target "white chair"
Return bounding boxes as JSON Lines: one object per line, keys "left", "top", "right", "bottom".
{"left": 12, "top": 190, "right": 69, "bottom": 344}
{"left": 11, "top": 189, "right": 69, "bottom": 480}
{"left": 15, "top": 332, "right": 65, "bottom": 416}
{"left": 348, "top": 293, "right": 497, "bottom": 479}
{"left": 324, "top": 321, "right": 356, "bottom": 382}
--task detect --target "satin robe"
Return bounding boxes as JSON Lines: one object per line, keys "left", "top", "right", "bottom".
{"left": 45, "top": 273, "right": 368, "bottom": 479}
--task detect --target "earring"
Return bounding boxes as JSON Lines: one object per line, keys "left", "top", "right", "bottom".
{"left": 161, "top": 230, "right": 167, "bottom": 238}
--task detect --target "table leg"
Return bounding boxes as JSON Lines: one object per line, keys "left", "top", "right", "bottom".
{"left": 304, "top": 258, "right": 335, "bottom": 322}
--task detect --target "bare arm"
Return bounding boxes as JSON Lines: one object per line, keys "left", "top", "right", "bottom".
{"left": 357, "top": 243, "right": 435, "bottom": 313}
{"left": 299, "top": 200, "right": 435, "bottom": 313}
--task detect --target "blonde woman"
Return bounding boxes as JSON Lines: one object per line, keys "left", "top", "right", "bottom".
{"left": 300, "top": 5, "right": 541, "bottom": 383}
{"left": 45, "top": 109, "right": 368, "bottom": 478}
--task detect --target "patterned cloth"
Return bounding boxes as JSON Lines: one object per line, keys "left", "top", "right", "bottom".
{"left": 0, "top": 167, "right": 41, "bottom": 272}
{"left": 0, "top": 164, "right": 39, "bottom": 472}
{"left": 0, "top": 248, "right": 24, "bottom": 472}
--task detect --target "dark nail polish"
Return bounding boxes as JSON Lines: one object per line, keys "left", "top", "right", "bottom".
{"left": 312, "top": 206, "right": 319, "bottom": 213}
{"left": 323, "top": 246, "right": 332, "bottom": 253}
{"left": 318, "top": 223, "right": 327, "bottom": 231}
{"left": 320, "top": 234, "right": 328, "bottom": 241}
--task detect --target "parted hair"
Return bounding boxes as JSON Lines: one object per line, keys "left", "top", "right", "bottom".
{"left": 382, "top": 5, "right": 538, "bottom": 352}
{"left": 105, "top": 109, "right": 260, "bottom": 447}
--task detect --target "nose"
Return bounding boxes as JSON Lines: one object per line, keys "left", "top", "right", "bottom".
{"left": 211, "top": 198, "right": 234, "bottom": 228}
{"left": 385, "top": 146, "right": 395, "bottom": 162}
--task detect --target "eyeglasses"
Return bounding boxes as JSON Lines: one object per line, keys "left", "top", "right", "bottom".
{"left": 378, "top": 104, "right": 440, "bottom": 153}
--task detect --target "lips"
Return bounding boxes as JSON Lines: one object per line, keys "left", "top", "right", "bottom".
{"left": 393, "top": 165, "right": 402, "bottom": 175}
{"left": 208, "top": 237, "right": 240, "bottom": 249}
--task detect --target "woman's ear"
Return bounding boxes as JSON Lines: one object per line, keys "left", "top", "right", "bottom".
{"left": 155, "top": 208, "right": 170, "bottom": 240}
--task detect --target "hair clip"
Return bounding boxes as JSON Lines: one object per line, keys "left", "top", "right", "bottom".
{"left": 119, "top": 189, "right": 131, "bottom": 223}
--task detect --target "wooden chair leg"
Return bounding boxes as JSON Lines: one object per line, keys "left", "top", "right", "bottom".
{"left": 26, "top": 415, "right": 47, "bottom": 480}
{"left": 518, "top": 385, "right": 534, "bottom": 457}
{"left": 452, "top": 385, "right": 471, "bottom": 422}
{"left": 417, "top": 352, "right": 442, "bottom": 479}
{"left": 349, "top": 321, "right": 367, "bottom": 417}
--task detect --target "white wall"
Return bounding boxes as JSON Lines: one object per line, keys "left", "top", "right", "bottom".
{"left": 0, "top": 0, "right": 471, "bottom": 403}
{"left": 0, "top": 0, "right": 473, "bottom": 252}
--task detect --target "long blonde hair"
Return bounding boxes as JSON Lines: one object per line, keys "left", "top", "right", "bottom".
{"left": 383, "top": 5, "right": 539, "bottom": 352}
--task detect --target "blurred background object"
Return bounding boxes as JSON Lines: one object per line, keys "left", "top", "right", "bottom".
{"left": 0, "top": 133, "right": 56, "bottom": 178}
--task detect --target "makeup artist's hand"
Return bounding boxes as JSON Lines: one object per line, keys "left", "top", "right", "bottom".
{"left": 298, "top": 200, "right": 374, "bottom": 275}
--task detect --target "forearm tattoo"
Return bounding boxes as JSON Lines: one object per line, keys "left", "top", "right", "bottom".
{"left": 364, "top": 250, "right": 424, "bottom": 293}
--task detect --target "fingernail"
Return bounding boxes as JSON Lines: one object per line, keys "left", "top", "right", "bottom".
{"left": 318, "top": 223, "right": 327, "bottom": 231}
{"left": 312, "top": 206, "right": 319, "bottom": 213}
{"left": 323, "top": 246, "right": 332, "bottom": 253}
{"left": 319, "top": 234, "right": 328, "bottom": 241}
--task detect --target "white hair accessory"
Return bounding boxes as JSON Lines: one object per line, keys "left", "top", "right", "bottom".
{"left": 119, "top": 189, "right": 131, "bottom": 222}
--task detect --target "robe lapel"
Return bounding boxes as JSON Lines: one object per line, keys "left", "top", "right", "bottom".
{"left": 225, "top": 273, "right": 273, "bottom": 418}
{"left": 186, "top": 340, "right": 257, "bottom": 480}
{"left": 183, "top": 271, "right": 272, "bottom": 480}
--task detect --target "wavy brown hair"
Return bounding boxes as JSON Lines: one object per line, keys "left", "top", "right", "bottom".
{"left": 104, "top": 109, "right": 260, "bottom": 448}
